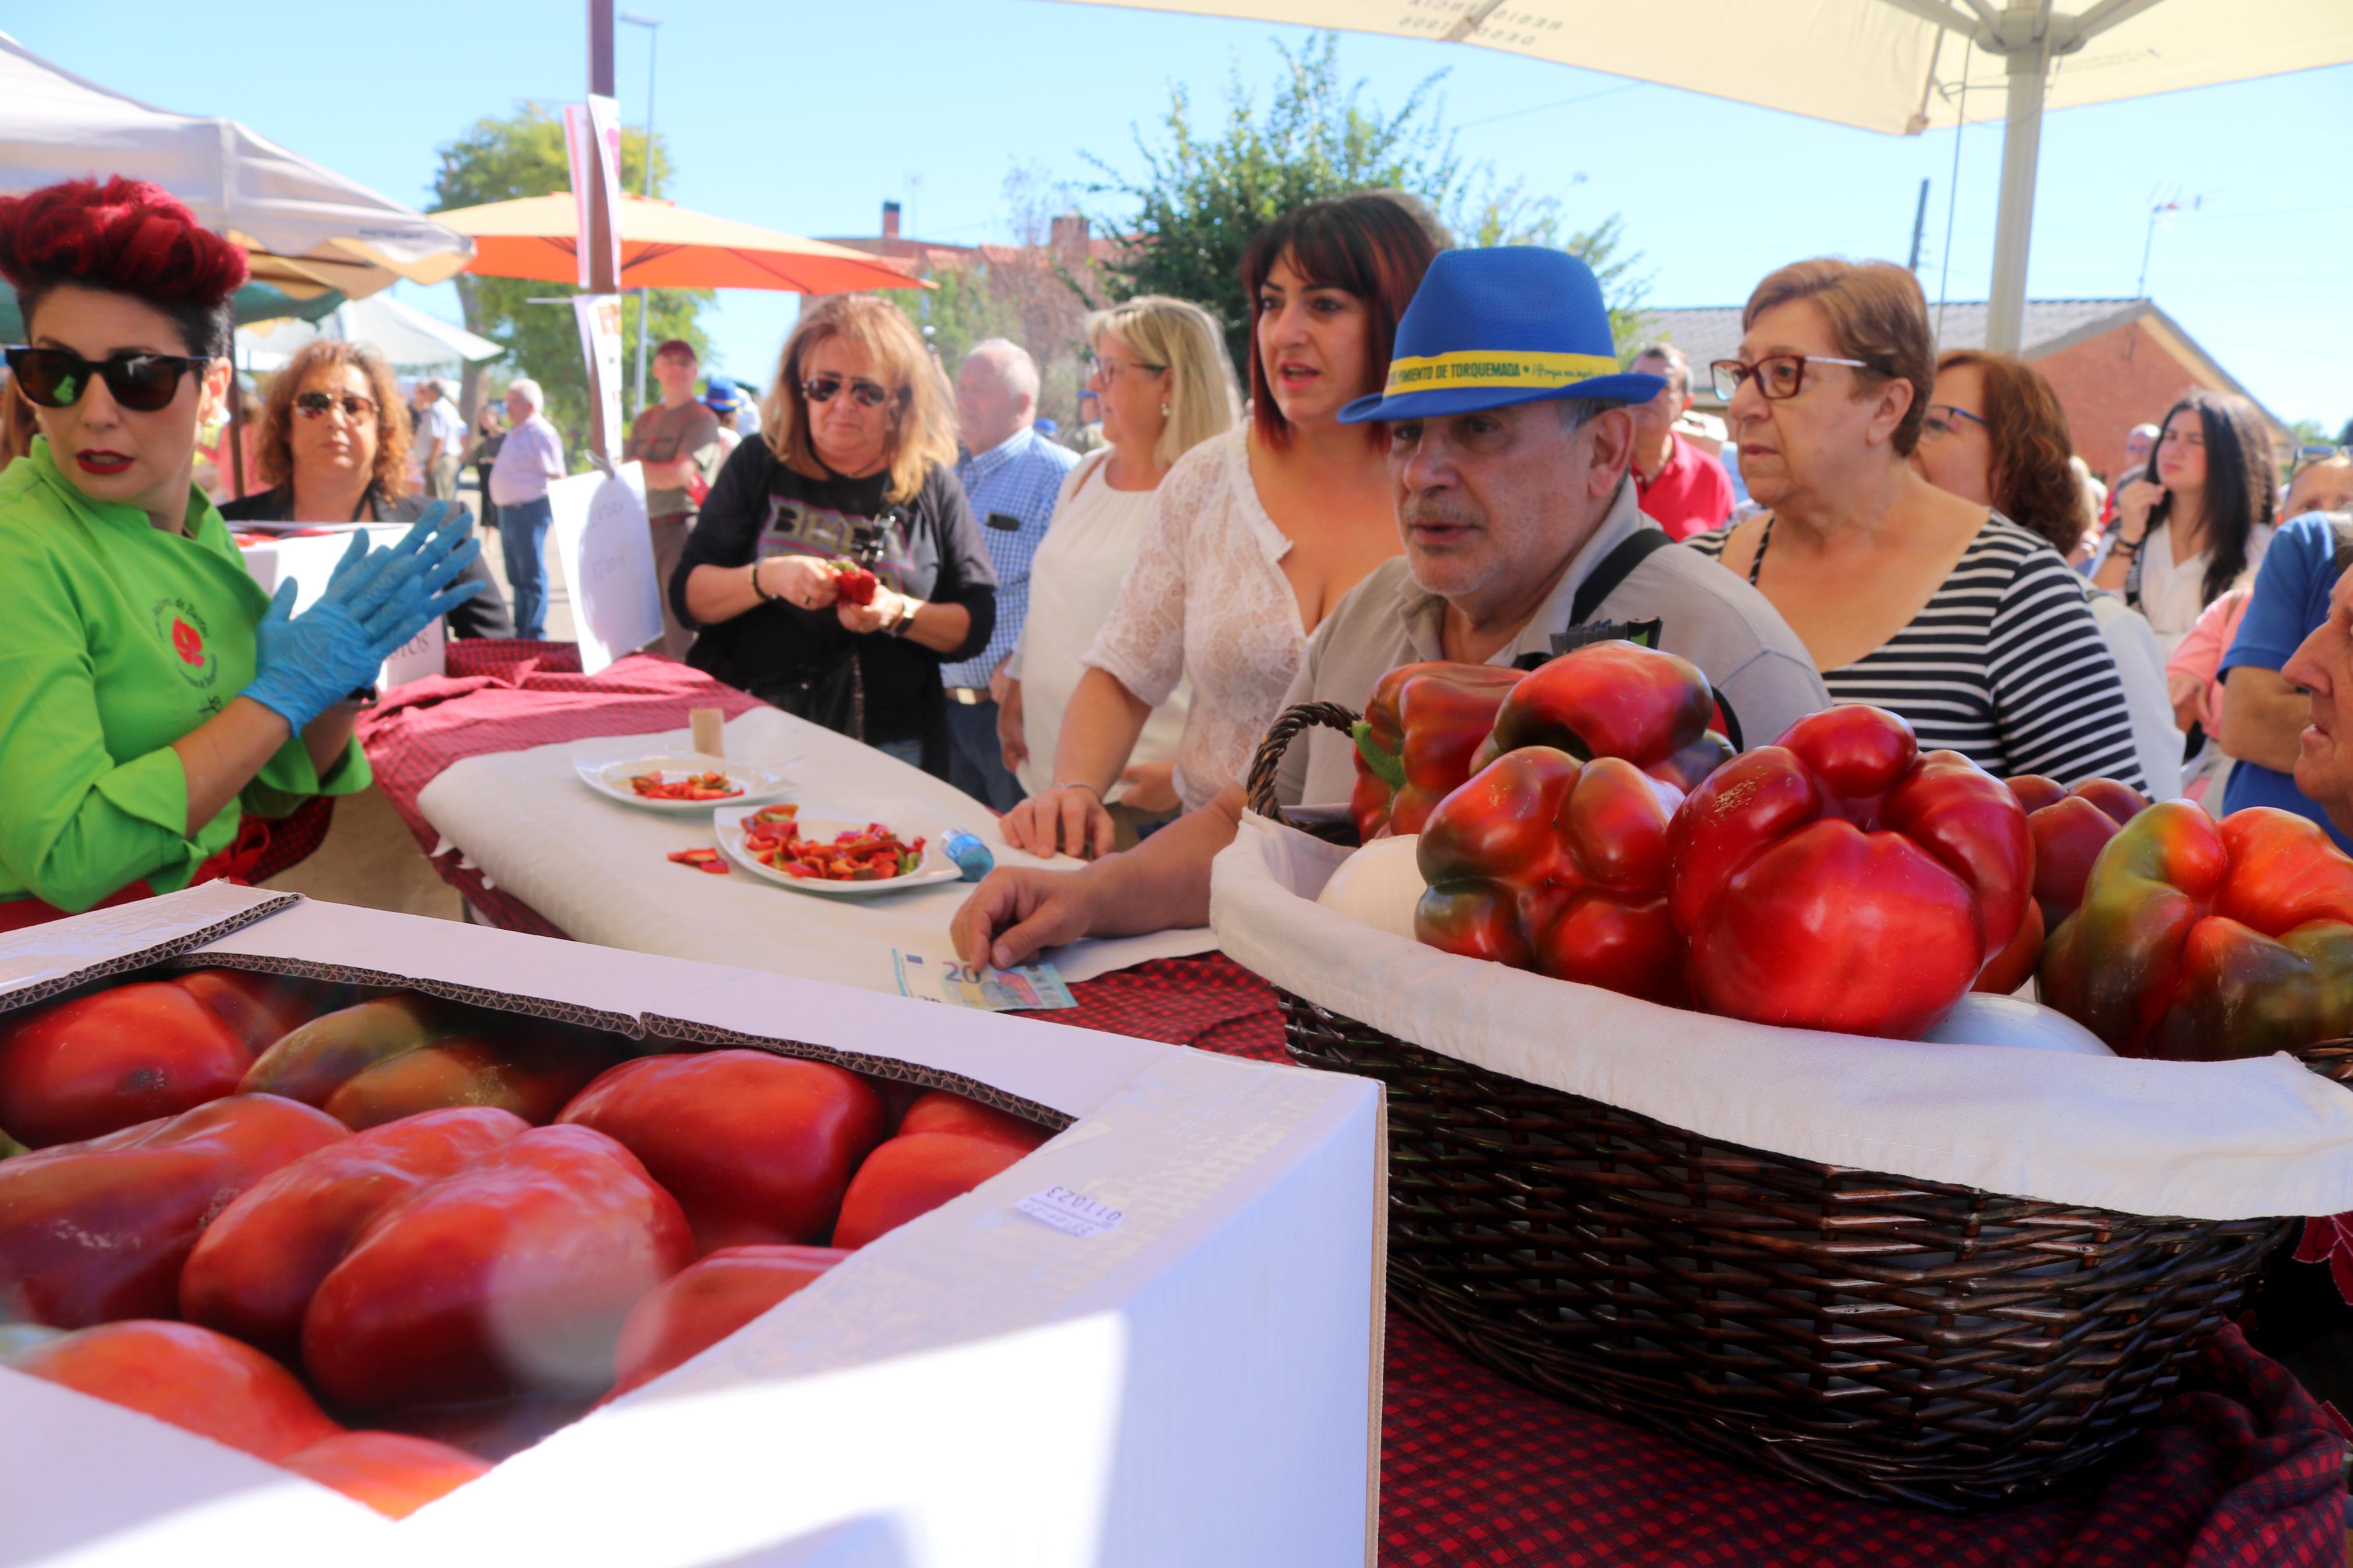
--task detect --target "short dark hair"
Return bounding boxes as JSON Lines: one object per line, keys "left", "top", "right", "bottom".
{"left": 0, "top": 177, "right": 246, "bottom": 360}
{"left": 1238, "top": 193, "right": 1438, "bottom": 449}
{"left": 654, "top": 338, "right": 697, "bottom": 363}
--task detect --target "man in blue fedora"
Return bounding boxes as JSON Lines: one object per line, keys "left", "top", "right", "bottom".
{"left": 949, "top": 248, "right": 1826, "bottom": 970}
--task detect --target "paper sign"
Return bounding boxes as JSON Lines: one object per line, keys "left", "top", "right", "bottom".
{"left": 892, "top": 951, "right": 1076, "bottom": 1012}
{"left": 1015, "top": 1186, "right": 1123, "bottom": 1239}
{"left": 237, "top": 527, "right": 447, "bottom": 689}
{"left": 546, "top": 465, "right": 663, "bottom": 674}
{"left": 572, "top": 293, "right": 626, "bottom": 465}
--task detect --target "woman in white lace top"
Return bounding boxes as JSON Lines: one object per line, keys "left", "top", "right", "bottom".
{"left": 999, "top": 193, "right": 1439, "bottom": 859}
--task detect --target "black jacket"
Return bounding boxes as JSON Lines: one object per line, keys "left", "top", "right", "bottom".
{"left": 219, "top": 483, "right": 515, "bottom": 640}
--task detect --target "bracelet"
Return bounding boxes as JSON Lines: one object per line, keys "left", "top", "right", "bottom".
{"left": 1056, "top": 780, "right": 1104, "bottom": 800}
{"left": 748, "top": 560, "right": 779, "bottom": 602}
{"left": 2111, "top": 537, "right": 2142, "bottom": 557}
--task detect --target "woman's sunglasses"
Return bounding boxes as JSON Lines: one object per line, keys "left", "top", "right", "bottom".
{"left": 5, "top": 346, "right": 210, "bottom": 414}
{"left": 294, "top": 390, "right": 378, "bottom": 422}
{"left": 802, "top": 375, "right": 892, "bottom": 409}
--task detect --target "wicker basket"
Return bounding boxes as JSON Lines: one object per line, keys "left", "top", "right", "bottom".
{"left": 1245, "top": 703, "right": 2304, "bottom": 1512}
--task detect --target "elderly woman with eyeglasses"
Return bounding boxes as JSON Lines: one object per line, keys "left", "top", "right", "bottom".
{"left": 220, "top": 338, "right": 511, "bottom": 638}
{"left": 1687, "top": 258, "right": 2146, "bottom": 789}
{"left": 675, "top": 294, "right": 996, "bottom": 776}
{"left": 0, "top": 178, "right": 481, "bottom": 927}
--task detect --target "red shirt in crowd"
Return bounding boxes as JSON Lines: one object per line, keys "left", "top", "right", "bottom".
{"left": 1634, "top": 431, "right": 1736, "bottom": 542}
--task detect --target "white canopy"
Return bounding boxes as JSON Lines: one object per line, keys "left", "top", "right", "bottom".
{"left": 1056, "top": 0, "right": 2353, "bottom": 350}
{"left": 238, "top": 293, "right": 504, "bottom": 374}
{"left": 0, "top": 30, "right": 472, "bottom": 300}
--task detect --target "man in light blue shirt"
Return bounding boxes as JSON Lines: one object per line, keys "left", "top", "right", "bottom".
{"left": 943, "top": 339, "right": 1077, "bottom": 810}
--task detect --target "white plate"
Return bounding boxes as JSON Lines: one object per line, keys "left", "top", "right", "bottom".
{"left": 713, "top": 804, "right": 962, "bottom": 897}
{"left": 574, "top": 752, "right": 792, "bottom": 813}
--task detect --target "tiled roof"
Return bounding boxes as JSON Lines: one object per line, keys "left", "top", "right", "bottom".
{"left": 1637, "top": 298, "right": 2146, "bottom": 392}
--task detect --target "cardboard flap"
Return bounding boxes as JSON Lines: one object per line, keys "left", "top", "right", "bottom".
{"left": 0, "top": 884, "right": 298, "bottom": 1009}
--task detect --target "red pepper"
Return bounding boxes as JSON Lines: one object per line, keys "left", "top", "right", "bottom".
{"left": 2005, "top": 774, "right": 2150, "bottom": 931}
{"left": 282, "top": 1431, "right": 492, "bottom": 1519}
{"left": 180, "top": 1107, "right": 529, "bottom": 1360}
{"left": 241, "top": 994, "right": 449, "bottom": 1106}
{"left": 894, "top": 1089, "right": 1052, "bottom": 1151}
{"left": 558, "top": 1051, "right": 886, "bottom": 1252}
{"left": 0, "top": 1094, "right": 348, "bottom": 1327}
{"left": 173, "top": 968, "right": 343, "bottom": 1055}
{"left": 7, "top": 1320, "right": 342, "bottom": 1462}
{"left": 0, "top": 981, "right": 253, "bottom": 1147}
{"left": 606, "top": 1243, "right": 849, "bottom": 1400}
{"left": 2039, "top": 803, "right": 2353, "bottom": 1059}
{"left": 321, "top": 1027, "right": 624, "bottom": 1131}
{"left": 1415, "top": 749, "right": 1687, "bottom": 1005}
{"left": 831, "top": 560, "right": 879, "bottom": 606}
{"left": 831, "top": 1131, "right": 1032, "bottom": 1249}
{"left": 1669, "top": 705, "right": 2032, "bottom": 1038}
{"left": 304, "top": 1124, "right": 694, "bottom": 1410}
{"left": 1472, "top": 640, "right": 1733, "bottom": 791}
{"left": 1348, "top": 662, "right": 1526, "bottom": 841}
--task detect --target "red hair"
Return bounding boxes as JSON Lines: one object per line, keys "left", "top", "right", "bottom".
{"left": 0, "top": 177, "right": 247, "bottom": 357}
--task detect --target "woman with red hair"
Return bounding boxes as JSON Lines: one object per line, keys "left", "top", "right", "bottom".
{"left": 0, "top": 177, "right": 481, "bottom": 926}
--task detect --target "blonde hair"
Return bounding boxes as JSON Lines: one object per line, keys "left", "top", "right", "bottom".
{"left": 1085, "top": 295, "right": 1240, "bottom": 470}
{"left": 761, "top": 294, "right": 955, "bottom": 502}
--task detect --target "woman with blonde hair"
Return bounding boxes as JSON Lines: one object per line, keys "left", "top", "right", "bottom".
{"left": 221, "top": 337, "right": 510, "bottom": 636}
{"left": 675, "top": 293, "right": 996, "bottom": 775}
{"left": 997, "top": 296, "right": 1238, "bottom": 828}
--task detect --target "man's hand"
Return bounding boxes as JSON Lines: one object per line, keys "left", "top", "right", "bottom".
{"left": 950, "top": 866, "right": 1101, "bottom": 969}
{"left": 2219, "top": 665, "right": 2312, "bottom": 774}
{"left": 998, "top": 678, "right": 1028, "bottom": 774}
{"left": 1000, "top": 785, "right": 1114, "bottom": 859}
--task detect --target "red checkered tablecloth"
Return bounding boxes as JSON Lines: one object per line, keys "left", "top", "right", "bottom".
{"left": 360, "top": 646, "right": 2351, "bottom": 1567}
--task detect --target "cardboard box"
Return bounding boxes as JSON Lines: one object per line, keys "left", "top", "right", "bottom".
{"left": 0, "top": 885, "right": 1383, "bottom": 1567}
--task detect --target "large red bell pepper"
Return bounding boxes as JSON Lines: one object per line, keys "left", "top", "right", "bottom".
{"left": 1415, "top": 749, "right": 1686, "bottom": 1004}
{"left": 1471, "top": 640, "right": 1733, "bottom": 790}
{"left": 893, "top": 1089, "right": 1052, "bottom": 1151}
{"left": 2039, "top": 803, "right": 2353, "bottom": 1059}
{"left": 2005, "top": 775, "right": 2150, "bottom": 931}
{"left": 606, "top": 1243, "right": 849, "bottom": 1400}
{"left": 180, "top": 1107, "right": 529, "bottom": 1359}
{"left": 282, "top": 1431, "right": 492, "bottom": 1519}
{"left": 558, "top": 1051, "right": 886, "bottom": 1252}
{"left": 1348, "top": 662, "right": 1525, "bottom": 841}
{"left": 832, "top": 1132, "right": 1031, "bottom": 1249}
{"left": 240, "top": 994, "right": 449, "bottom": 1105}
{"left": 0, "top": 1094, "right": 348, "bottom": 1327}
{"left": 0, "top": 982, "right": 252, "bottom": 1147}
{"left": 173, "top": 968, "right": 343, "bottom": 1055}
{"left": 8, "top": 1320, "right": 342, "bottom": 1462}
{"left": 322, "top": 1028, "right": 622, "bottom": 1131}
{"left": 303, "top": 1124, "right": 694, "bottom": 1411}
{"left": 1669, "top": 705, "right": 2032, "bottom": 1038}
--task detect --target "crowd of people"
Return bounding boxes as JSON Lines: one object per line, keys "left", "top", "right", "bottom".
{"left": 1, "top": 172, "right": 2348, "bottom": 948}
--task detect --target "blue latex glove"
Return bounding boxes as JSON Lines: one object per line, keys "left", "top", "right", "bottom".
{"left": 243, "top": 504, "right": 487, "bottom": 730}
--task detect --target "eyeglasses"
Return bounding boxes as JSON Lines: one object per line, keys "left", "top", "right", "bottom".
{"left": 1919, "top": 404, "right": 1988, "bottom": 441}
{"left": 5, "top": 345, "right": 210, "bottom": 413}
{"left": 1709, "top": 354, "right": 1871, "bottom": 402}
{"left": 294, "top": 390, "right": 378, "bottom": 423}
{"left": 802, "top": 375, "right": 892, "bottom": 408}
{"left": 1086, "top": 352, "right": 1166, "bottom": 382}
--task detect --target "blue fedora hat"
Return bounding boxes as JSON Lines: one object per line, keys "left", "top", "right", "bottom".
{"left": 1340, "top": 247, "right": 1664, "bottom": 424}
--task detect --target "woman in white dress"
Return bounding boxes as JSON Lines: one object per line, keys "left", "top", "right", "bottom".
{"left": 2091, "top": 389, "right": 2276, "bottom": 660}
{"left": 999, "top": 193, "right": 1440, "bottom": 859}
{"left": 995, "top": 297, "right": 1238, "bottom": 834}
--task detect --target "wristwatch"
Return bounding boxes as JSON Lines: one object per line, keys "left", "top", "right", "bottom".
{"left": 888, "top": 596, "right": 924, "bottom": 637}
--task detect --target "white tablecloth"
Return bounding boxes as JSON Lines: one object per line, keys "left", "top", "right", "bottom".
{"left": 415, "top": 707, "right": 1217, "bottom": 994}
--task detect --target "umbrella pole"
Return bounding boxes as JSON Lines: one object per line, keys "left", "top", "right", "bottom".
{"left": 228, "top": 368, "right": 247, "bottom": 499}
{"left": 1985, "top": 41, "right": 2048, "bottom": 354}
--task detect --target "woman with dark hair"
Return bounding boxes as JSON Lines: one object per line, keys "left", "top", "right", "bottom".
{"left": 1688, "top": 258, "right": 2143, "bottom": 788}
{"left": 1000, "top": 192, "right": 1438, "bottom": 858}
{"left": 0, "top": 177, "right": 480, "bottom": 926}
{"left": 2091, "top": 388, "right": 2275, "bottom": 657}
{"left": 221, "top": 338, "right": 512, "bottom": 637}
{"left": 1911, "top": 349, "right": 2181, "bottom": 795}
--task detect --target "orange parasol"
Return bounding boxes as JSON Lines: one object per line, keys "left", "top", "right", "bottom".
{"left": 434, "top": 191, "right": 926, "bottom": 293}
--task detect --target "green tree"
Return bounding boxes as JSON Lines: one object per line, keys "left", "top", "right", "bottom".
{"left": 1086, "top": 33, "right": 1646, "bottom": 370}
{"left": 430, "top": 104, "right": 711, "bottom": 465}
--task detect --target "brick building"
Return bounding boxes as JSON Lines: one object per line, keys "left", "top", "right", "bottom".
{"left": 1648, "top": 298, "right": 2285, "bottom": 485}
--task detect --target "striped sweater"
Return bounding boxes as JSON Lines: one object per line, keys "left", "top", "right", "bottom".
{"left": 1684, "top": 517, "right": 2147, "bottom": 790}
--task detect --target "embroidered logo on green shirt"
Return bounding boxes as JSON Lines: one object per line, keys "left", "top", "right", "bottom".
{"left": 152, "top": 597, "right": 218, "bottom": 688}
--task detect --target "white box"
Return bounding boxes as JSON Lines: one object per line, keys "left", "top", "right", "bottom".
{"left": 0, "top": 884, "right": 1384, "bottom": 1568}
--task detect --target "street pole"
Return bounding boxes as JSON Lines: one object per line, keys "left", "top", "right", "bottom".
{"left": 1906, "top": 177, "right": 1930, "bottom": 272}
{"left": 1983, "top": 39, "right": 2047, "bottom": 355}
{"left": 623, "top": 12, "right": 661, "bottom": 414}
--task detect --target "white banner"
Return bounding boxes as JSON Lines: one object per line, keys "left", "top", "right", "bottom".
{"left": 237, "top": 527, "right": 448, "bottom": 690}
{"left": 572, "top": 293, "right": 625, "bottom": 466}
{"left": 561, "top": 96, "right": 624, "bottom": 291}
{"left": 546, "top": 464, "right": 662, "bottom": 675}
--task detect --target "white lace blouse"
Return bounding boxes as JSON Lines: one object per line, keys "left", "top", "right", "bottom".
{"left": 1081, "top": 428, "right": 1309, "bottom": 811}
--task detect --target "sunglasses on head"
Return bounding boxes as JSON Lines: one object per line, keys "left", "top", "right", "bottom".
{"left": 294, "top": 389, "right": 378, "bottom": 422}
{"left": 5, "top": 345, "right": 211, "bottom": 414}
{"left": 801, "top": 374, "right": 892, "bottom": 409}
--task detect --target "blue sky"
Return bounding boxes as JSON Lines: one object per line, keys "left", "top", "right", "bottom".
{"left": 9, "top": 3, "right": 2348, "bottom": 430}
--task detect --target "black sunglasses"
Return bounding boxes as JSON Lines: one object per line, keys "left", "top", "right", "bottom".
{"left": 295, "top": 389, "right": 378, "bottom": 422}
{"left": 5, "top": 345, "right": 211, "bottom": 414}
{"left": 802, "top": 374, "right": 892, "bottom": 409}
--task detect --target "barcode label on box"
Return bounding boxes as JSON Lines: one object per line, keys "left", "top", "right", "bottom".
{"left": 1016, "top": 1186, "right": 1124, "bottom": 1239}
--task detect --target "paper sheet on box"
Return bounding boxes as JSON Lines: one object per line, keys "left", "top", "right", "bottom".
{"left": 416, "top": 707, "right": 1216, "bottom": 993}
{"left": 1211, "top": 810, "right": 2353, "bottom": 1222}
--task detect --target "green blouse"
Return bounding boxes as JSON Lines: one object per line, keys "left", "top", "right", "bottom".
{"left": 0, "top": 439, "right": 368, "bottom": 913}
